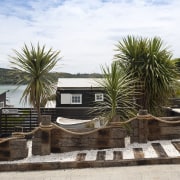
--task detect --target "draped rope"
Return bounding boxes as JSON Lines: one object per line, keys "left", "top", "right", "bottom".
{"left": 1, "top": 114, "right": 180, "bottom": 145}
{"left": 150, "top": 115, "right": 180, "bottom": 124}
{"left": 51, "top": 123, "right": 122, "bottom": 136}
{"left": 110, "top": 114, "right": 180, "bottom": 125}
{"left": 110, "top": 117, "right": 137, "bottom": 125}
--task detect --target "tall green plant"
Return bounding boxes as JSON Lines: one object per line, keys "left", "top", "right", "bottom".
{"left": 172, "top": 58, "right": 180, "bottom": 77}
{"left": 94, "top": 62, "right": 139, "bottom": 125}
{"left": 171, "top": 58, "right": 180, "bottom": 97}
{"left": 10, "top": 43, "right": 61, "bottom": 123}
{"left": 114, "top": 36, "right": 177, "bottom": 115}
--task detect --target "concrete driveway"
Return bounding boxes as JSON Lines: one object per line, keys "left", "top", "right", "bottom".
{"left": 0, "top": 164, "right": 180, "bottom": 180}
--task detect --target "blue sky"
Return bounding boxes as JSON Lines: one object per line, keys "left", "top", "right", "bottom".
{"left": 0, "top": 0, "right": 180, "bottom": 73}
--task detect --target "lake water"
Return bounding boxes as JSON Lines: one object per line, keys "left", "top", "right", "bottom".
{"left": 0, "top": 84, "right": 31, "bottom": 108}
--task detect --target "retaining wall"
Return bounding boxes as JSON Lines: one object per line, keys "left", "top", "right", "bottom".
{"left": 148, "top": 117, "right": 180, "bottom": 140}
{"left": 51, "top": 126, "right": 126, "bottom": 153}
{"left": 0, "top": 138, "right": 28, "bottom": 161}
{"left": 129, "top": 114, "right": 180, "bottom": 143}
{"left": 32, "top": 124, "right": 127, "bottom": 155}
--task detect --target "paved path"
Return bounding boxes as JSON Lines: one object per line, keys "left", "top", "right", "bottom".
{"left": 0, "top": 165, "right": 180, "bottom": 180}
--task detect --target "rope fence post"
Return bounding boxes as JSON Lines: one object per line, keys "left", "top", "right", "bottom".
{"left": 130, "top": 109, "right": 149, "bottom": 143}
{"left": 32, "top": 115, "right": 52, "bottom": 156}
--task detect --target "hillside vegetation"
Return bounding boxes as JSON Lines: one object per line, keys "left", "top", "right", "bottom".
{"left": 0, "top": 68, "right": 102, "bottom": 84}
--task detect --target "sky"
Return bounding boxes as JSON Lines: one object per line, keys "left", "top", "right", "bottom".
{"left": 0, "top": 0, "right": 180, "bottom": 74}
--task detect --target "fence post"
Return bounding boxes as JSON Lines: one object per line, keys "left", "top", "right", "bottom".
{"left": 32, "top": 115, "right": 52, "bottom": 155}
{"left": 130, "top": 109, "right": 148, "bottom": 143}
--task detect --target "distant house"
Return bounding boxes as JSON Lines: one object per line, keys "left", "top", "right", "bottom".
{"left": 0, "top": 91, "right": 7, "bottom": 108}
{"left": 56, "top": 78, "right": 104, "bottom": 119}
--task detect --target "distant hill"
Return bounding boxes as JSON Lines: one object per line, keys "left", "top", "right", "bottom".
{"left": 0, "top": 68, "right": 102, "bottom": 84}
{"left": 0, "top": 68, "right": 17, "bottom": 84}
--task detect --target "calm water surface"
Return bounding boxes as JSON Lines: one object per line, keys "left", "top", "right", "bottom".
{"left": 0, "top": 84, "right": 31, "bottom": 107}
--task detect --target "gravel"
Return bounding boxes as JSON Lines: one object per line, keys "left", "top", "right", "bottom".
{"left": 0, "top": 138, "right": 180, "bottom": 164}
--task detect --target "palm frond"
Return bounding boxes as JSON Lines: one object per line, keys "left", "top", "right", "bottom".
{"left": 10, "top": 43, "right": 61, "bottom": 122}
{"left": 113, "top": 36, "right": 177, "bottom": 115}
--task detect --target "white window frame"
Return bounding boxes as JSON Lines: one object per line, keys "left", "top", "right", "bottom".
{"left": 71, "top": 94, "right": 82, "bottom": 104}
{"left": 95, "top": 93, "right": 104, "bottom": 102}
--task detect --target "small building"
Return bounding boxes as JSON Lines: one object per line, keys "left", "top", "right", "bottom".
{"left": 56, "top": 78, "right": 104, "bottom": 119}
{"left": 0, "top": 91, "right": 8, "bottom": 108}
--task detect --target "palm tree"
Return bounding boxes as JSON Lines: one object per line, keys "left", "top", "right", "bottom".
{"left": 10, "top": 43, "right": 61, "bottom": 123}
{"left": 114, "top": 35, "right": 177, "bottom": 115}
{"left": 93, "top": 62, "right": 139, "bottom": 125}
{"left": 172, "top": 58, "right": 180, "bottom": 97}
{"left": 172, "top": 58, "right": 180, "bottom": 76}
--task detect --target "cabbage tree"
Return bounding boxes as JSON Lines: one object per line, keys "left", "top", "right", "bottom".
{"left": 94, "top": 62, "right": 139, "bottom": 125}
{"left": 114, "top": 36, "right": 177, "bottom": 115}
{"left": 10, "top": 43, "right": 61, "bottom": 123}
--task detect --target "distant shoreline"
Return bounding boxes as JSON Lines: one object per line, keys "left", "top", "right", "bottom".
{"left": 0, "top": 68, "right": 102, "bottom": 84}
{"left": 0, "top": 84, "right": 30, "bottom": 108}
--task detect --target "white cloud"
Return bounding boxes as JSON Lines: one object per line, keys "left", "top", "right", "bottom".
{"left": 0, "top": 0, "right": 180, "bottom": 73}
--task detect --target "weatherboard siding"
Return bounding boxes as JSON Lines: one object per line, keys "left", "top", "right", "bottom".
{"left": 56, "top": 89, "right": 104, "bottom": 107}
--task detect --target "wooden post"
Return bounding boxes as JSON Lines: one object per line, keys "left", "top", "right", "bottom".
{"left": 130, "top": 109, "right": 148, "bottom": 143}
{"left": 32, "top": 115, "right": 52, "bottom": 155}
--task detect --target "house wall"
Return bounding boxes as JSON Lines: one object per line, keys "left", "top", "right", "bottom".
{"left": 56, "top": 88, "right": 104, "bottom": 119}
{"left": 55, "top": 107, "right": 95, "bottom": 119}
{"left": 56, "top": 89, "right": 104, "bottom": 107}
{"left": 0, "top": 93, "right": 6, "bottom": 107}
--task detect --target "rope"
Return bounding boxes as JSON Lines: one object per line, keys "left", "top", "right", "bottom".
{"left": 0, "top": 125, "right": 54, "bottom": 145}
{"left": 51, "top": 123, "right": 121, "bottom": 136}
{"left": 110, "top": 117, "right": 137, "bottom": 125}
{"left": 0, "top": 136, "right": 25, "bottom": 144}
{"left": 110, "top": 114, "right": 180, "bottom": 125}
{"left": 1, "top": 114, "right": 179, "bottom": 145}
{"left": 150, "top": 115, "right": 180, "bottom": 124}
{"left": 12, "top": 127, "right": 41, "bottom": 136}
{"left": 136, "top": 114, "right": 153, "bottom": 120}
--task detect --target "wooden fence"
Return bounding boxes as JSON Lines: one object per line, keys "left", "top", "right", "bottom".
{"left": 0, "top": 107, "right": 97, "bottom": 137}
{"left": 0, "top": 108, "right": 57, "bottom": 137}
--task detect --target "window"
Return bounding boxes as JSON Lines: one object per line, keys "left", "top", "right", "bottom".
{"left": 61, "top": 94, "right": 82, "bottom": 104}
{"left": 71, "top": 94, "right": 82, "bottom": 104}
{"left": 95, "top": 93, "right": 104, "bottom": 102}
{"left": 61, "top": 94, "right": 71, "bottom": 104}
{"left": 0, "top": 101, "right": 4, "bottom": 107}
